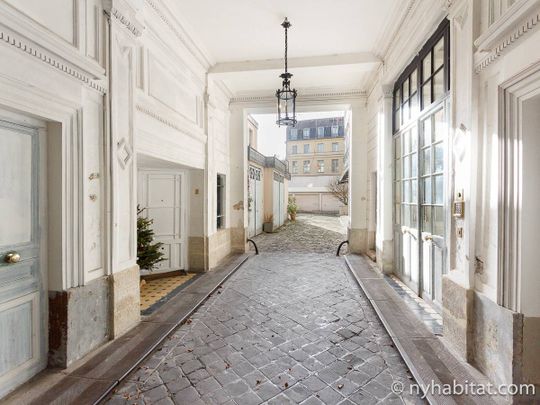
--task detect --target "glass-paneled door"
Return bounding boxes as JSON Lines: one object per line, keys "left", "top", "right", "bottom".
{"left": 392, "top": 19, "right": 449, "bottom": 311}
{"left": 420, "top": 106, "right": 447, "bottom": 307}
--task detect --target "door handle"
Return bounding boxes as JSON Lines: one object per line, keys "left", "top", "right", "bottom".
{"left": 4, "top": 252, "right": 21, "bottom": 264}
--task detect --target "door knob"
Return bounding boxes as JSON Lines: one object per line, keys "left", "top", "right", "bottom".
{"left": 4, "top": 252, "right": 21, "bottom": 264}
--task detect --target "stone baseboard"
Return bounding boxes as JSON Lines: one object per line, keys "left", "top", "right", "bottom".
{"left": 347, "top": 227, "right": 367, "bottom": 254}
{"left": 110, "top": 264, "right": 140, "bottom": 338}
{"left": 442, "top": 275, "right": 473, "bottom": 361}
{"left": 376, "top": 239, "right": 394, "bottom": 274}
{"left": 48, "top": 277, "right": 110, "bottom": 368}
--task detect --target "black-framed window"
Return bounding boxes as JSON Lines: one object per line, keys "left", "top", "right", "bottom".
{"left": 393, "top": 19, "right": 450, "bottom": 134}
{"left": 216, "top": 174, "right": 225, "bottom": 229}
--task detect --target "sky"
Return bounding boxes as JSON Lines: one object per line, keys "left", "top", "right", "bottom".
{"left": 251, "top": 110, "right": 346, "bottom": 160}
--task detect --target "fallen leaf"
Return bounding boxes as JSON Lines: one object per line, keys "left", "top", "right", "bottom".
{"left": 284, "top": 382, "right": 289, "bottom": 388}
{"left": 337, "top": 384, "right": 344, "bottom": 390}
{"left": 256, "top": 380, "right": 261, "bottom": 385}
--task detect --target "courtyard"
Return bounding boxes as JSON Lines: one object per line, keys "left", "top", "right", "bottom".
{"left": 106, "top": 216, "right": 422, "bottom": 404}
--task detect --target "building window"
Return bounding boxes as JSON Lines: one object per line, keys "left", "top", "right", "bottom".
{"left": 317, "top": 127, "right": 325, "bottom": 138}
{"left": 291, "top": 161, "right": 298, "bottom": 174}
{"left": 303, "top": 160, "right": 310, "bottom": 173}
{"left": 331, "top": 159, "right": 339, "bottom": 173}
{"left": 292, "top": 145, "right": 298, "bottom": 154}
{"left": 317, "top": 143, "right": 324, "bottom": 153}
{"left": 331, "top": 126, "right": 339, "bottom": 137}
{"left": 317, "top": 160, "right": 325, "bottom": 173}
{"left": 332, "top": 142, "right": 339, "bottom": 152}
{"left": 216, "top": 174, "right": 225, "bottom": 229}
{"left": 303, "top": 144, "right": 310, "bottom": 154}
{"left": 393, "top": 19, "right": 449, "bottom": 132}
{"left": 303, "top": 128, "right": 310, "bottom": 139}
{"left": 290, "top": 128, "right": 297, "bottom": 140}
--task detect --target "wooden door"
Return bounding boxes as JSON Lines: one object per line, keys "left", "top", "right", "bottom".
{"left": 138, "top": 171, "right": 185, "bottom": 273}
{"left": 0, "top": 119, "right": 47, "bottom": 398}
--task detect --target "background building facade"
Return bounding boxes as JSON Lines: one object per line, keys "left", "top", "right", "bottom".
{"left": 286, "top": 117, "right": 346, "bottom": 214}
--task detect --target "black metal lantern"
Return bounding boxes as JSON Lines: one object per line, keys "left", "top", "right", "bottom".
{"left": 276, "top": 18, "right": 297, "bottom": 127}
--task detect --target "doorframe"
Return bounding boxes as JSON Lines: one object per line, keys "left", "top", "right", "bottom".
{"left": 498, "top": 61, "right": 540, "bottom": 311}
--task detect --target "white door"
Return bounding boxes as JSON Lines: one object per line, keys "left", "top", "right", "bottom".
{"left": 248, "top": 166, "right": 263, "bottom": 237}
{"left": 0, "top": 119, "right": 47, "bottom": 398}
{"left": 138, "top": 171, "right": 185, "bottom": 273}
{"left": 255, "top": 178, "right": 263, "bottom": 234}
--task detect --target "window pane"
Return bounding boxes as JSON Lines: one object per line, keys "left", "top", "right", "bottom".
{"left": 403, "top": 204, "right": 410, "bottom": 226}
{"left": 434, "top": 37, "right": 444, "bottom": 70}
{"left": 404, "top": 180, "right": 411, "bottom": 203}
{"left": 434, "top": 108, "right": 445, "bottom": 141}
{"left": 395, "top": 158, "right": 401, "bottom": 180}
{"left": 434, "top": 174, "right": 444, "bottom": 204}
{"left": 410, "top": 69, "right": 417, "bottom": 93}
{"left": 422, "top": 82, "right": 431, "bottom": 108}
{"left": 422, "top": 118, "right": 431, "bottom": 146}
{"left": 403, "top": 155, "right": 410, "bottom": 178}
{"left": 411, "top": 152, "right": 418, "bottom": 177}
{"left": 410, "top": 205, "right": 418, "bottom": 228}
{"left": 411, "top": 179, "right": 418, "bottom": 203}
{"left": 434, "top": 144, "right": 444, "bottom": 172}
{"left": 433, "top": 69, "right": 444, "bottom": 101}
{"left": 410, "top": 94, "right": 418, "bottom": 119}
{"left": 403, "top": 79, "right": 409, "bottom": 101}
{"left": 422, "top": 52, "right": 432, "bottom": 82}
{"left": 403, "top": 130, "right": 410, "bottom": 154}
{"left": 394, "top": 108, "right": 401, "bottom": 131}
{"left": 434, "top": 206, "right": 444, "bottom": 236}
{"left": 402, "top": 101, "right": 409, "bottom": 124}
{"left": 422, "top": 148, "right": 431, "bottom": 175}
{"left": 394, "top": 135, "right": 401, "bottom": 157}
{"left": 422, "top": 206, "right": 432, "bottom": 232}
{"left": 395, "top": 88, "right": 401, "bottom": 105}
{"left": 423, "top": 177, "right": 432, "bottom": 203}
{"left": 411, "top": 127, "right": 418, "bottom": 151}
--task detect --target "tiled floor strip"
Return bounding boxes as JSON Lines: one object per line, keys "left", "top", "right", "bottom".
{"left": 344, "top": 254, "right": 506, "bottom": 405}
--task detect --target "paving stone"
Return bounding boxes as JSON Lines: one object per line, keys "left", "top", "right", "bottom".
{"left": 107, "top": 216, "right": 423, "bottom": 405}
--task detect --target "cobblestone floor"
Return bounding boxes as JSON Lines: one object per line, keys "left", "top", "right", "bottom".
{"left": 107, "top": 217, "right": 422, "bottom": 405}
{"left": 251, "top": 214, "right": 348, "bottom": 254}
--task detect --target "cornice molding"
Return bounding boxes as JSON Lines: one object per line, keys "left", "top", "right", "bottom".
{"left": 109, "top": 6, "right": 144, "bottom": 37}
{"left": 0, "top": 30, "right": 107, "bottom": 94}
{"left": 474, "top": 0, "right": 540, "bottom": 73}
{"left": 145, "top": 0, "right": 212, "bottom": 70}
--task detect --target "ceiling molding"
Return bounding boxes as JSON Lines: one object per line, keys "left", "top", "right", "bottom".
{"left": 209, "top": 53, "right": 381, "bottom": 75}
{"left": 373, "top": 0, "right": 418, "bottom": 60}
{"left": 145, "top": 0, "right": 213, "bottom": 69}
{"left": 0, "top": 29, "right": 107, "bottom": 94}
{"left": 230, "top": 88, "right": 367, "bottom": 105}
{"left": 474, "top": 0, "right": 540, "bottom": 73}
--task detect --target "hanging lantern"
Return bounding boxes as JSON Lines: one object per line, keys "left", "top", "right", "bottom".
{"left": 276, "top": 17, "right": 297, "bottom": 127}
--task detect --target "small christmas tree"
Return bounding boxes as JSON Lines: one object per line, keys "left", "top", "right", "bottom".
{"left": 137, "top": 206, "right": 165, "bottom": 271}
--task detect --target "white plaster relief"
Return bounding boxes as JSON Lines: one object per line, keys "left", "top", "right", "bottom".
{"left": 0, "top": 30, "right": 106, "bottom": 94}
{"left": 474, "top": 3, "right": 540, "bottom": 72}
